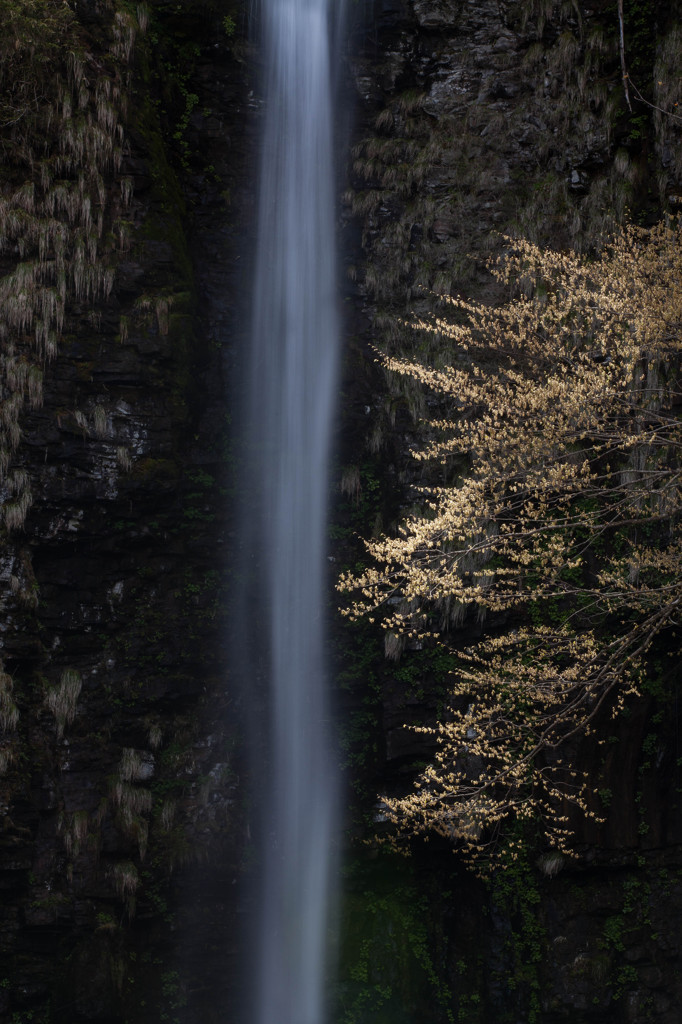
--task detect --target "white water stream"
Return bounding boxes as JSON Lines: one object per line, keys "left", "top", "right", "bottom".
{"left": 245, "top": 1, "right": 341, "bottom": 1021}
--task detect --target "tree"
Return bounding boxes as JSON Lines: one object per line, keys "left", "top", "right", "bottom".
{"left": 338, "top": 220, "right": 682, "bottom": 864}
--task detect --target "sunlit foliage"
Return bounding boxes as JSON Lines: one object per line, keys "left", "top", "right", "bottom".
{"left": 339, "top": 221, "right": 682, "bottom": 863}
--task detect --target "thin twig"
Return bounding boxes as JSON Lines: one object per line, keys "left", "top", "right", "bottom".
{"left": 617, "top": 0, "right": 632, "bottom": 112}
{"left": 629, "top": 76, "right": 682, "bottom": 126}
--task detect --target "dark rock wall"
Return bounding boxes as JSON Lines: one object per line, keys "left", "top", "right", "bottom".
{"left": 337, "top": 1, "right": 682, "bottom": 1022}
{"left": 0, "top": 3, "right": 252, "bottom": 1022}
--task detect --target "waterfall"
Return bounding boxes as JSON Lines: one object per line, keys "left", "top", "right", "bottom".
{"left": 242, "top": 0, "right": 341, "bottom": 1022}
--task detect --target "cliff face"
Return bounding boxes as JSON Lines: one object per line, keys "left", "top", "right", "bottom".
{"left": 0, "top": 3, "right": 253, "bottom": 1021}
{"left": 337, "top": 1, "right": 682, "bottom": 1022}
{"left": 0, "top": 1, "right": 681, "bottom": 1023}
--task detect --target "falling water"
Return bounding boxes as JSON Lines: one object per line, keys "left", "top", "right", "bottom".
{"left": 244, "top": 0, "right": 341, "bottom": 1022}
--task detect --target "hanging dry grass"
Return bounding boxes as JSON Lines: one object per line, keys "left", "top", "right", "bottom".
{"left": 44, "top": 668, "right": 82, "bottom": 738}
{"left": 0, "top": 666, "right": 19, "bottom": 733}
{"left": 0, "top": 0, "right": 139, "bottom": 491}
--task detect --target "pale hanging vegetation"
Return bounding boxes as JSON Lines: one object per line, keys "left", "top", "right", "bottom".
{"left": 116, "top": 446, "right": 132, "bottom": 472}
{"left": 61, "top": 809, "right": 90, "bottom": 858}
{"left": 3, "top": 485, "right": 33, "bottom": 532}
{"left": 0, "top": 0, "right": 143, "bottom": 531}
{"left": 159, "top": 799, "right": 176, "bottom": 832}
{"left": 339, "top": 221, "right": 682, "bottom": 864}
{"left": 44, "top": 668, "right": 82, "bottom": 738}
{"left": 92, "top": 404, "right": 108, "bottom": 438}
{"left": 109, "top": 860, "right": 139, "bottom": 917}
{"left": 0, "top": 661, "right": 20, "bottom": 772}
{"left": 119, "top": 747, "right": 145, "bottom": 782}
{"left": 147, "top": 721, "right": 162, "bottom": 750}
{"left": 110, "top": 747, "right": 153, "bottom": 859}
{"left": 0, "top": 664, "right": 19, "bottom": 733}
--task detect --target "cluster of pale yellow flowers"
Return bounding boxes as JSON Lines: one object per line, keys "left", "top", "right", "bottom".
{"left": 338, "top": 221, "right": 682, "bottom": 865}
